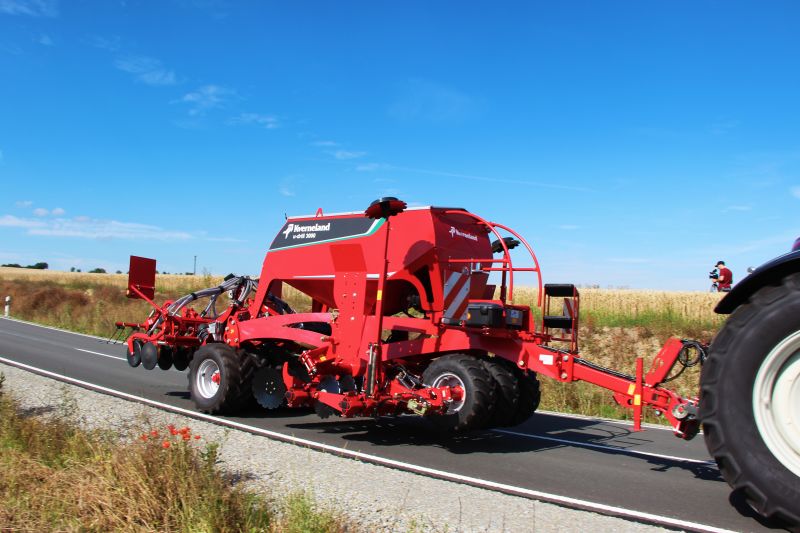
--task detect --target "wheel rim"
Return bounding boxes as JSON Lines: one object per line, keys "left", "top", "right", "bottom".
{"left": 753, "top": 329, "right": 800, "bottom": 478}
{"left": 196, "top": 359, "right": 221, "bottom": 399}
{"left": 431, "top": 372, "right": 466, "bottom": 414}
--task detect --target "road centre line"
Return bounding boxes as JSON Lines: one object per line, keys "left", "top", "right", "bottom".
{"left": 0, "top": 316, "right": 115, "bottom": 342}
{"left": 0, "top": 355, "right": 733, "bottom": 533}
{"left": 75, "top": 348, "right": 126, "bottom": 361}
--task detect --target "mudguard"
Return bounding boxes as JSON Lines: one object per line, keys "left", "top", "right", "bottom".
{"left": 715, "top": 249, "right": 800, "bottom": 314}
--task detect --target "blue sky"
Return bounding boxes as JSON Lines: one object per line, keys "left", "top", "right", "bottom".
{"left": 1, "top": 1, "right": 798, "bottom": 290}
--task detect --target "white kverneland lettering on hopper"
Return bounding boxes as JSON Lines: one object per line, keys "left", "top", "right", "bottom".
{"left": 449, "top": 226, "right": 479, "bottom": 242}
{"left": 282, "top": 222, "right": 331, "bottom": 239}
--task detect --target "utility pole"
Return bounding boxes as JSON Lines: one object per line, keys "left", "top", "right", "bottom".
{"left": 193, "top": 255, "right": 197, "bottom": 276}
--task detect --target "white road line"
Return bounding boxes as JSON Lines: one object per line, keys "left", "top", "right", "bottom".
{"left": 493, "top": 429, "right": 716, "bottom": 466}
{"left": 74, "top": 348, "right": 126, "bottom": 361}
{"left": 0, "top": 316, "right": 120, "bottom": 343}
{"left": 535, "top": 409, "right": 682, "bottom": 433}
{"left": 0, "top": 355, "right": 734, "bottom": 533}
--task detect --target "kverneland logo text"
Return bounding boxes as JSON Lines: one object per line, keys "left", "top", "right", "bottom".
{"left": 283, "top": 222, "right": 331, "bottom": 238}
{"left": 449, "top": 226, "right": 478, "bottom": 241}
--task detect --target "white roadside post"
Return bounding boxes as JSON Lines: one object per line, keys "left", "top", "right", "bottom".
{"left": 4, "top": 296, "right": 10, "bottom": 318}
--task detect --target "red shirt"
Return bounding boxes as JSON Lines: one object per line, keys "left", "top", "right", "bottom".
{"left": 717, "top": 267, "right": 733, "bottom": 290}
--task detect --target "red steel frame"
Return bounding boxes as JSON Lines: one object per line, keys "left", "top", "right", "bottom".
{"left": 118, "top": 204, "right": 702, "bottom": 439}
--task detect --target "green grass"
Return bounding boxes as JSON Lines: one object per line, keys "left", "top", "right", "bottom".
{"left": 0, "top": 373, "right": 345, "bottom": 532}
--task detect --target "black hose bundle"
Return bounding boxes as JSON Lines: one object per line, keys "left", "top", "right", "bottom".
{"left": 662, "top": 339, "right": 708, "bottom": 383}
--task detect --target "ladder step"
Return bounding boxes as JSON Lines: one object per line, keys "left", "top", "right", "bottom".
{"left": 543, "top": 315, "right": 573, "bottom": 330}
{"left": 544, "top": 284, "right": 576, "bottom": 297}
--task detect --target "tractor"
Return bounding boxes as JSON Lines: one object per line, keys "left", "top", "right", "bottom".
{"left": 116, "top": 198, "right": 799, "bottom": 529}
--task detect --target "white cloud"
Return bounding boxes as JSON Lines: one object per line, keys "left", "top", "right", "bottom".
{"left": 115, "top": 55, "right": 177, "bottom": 86}
{"left": 0, "top": 214, "right": 45, "bottom": 228}
{"left": 387, "top": 165, "right": 592, "bottom": 193}
{"left": 230, "top": 113, "right": 279, "bottom": 129}
{"left": 389, "top": 78, "right": 475, "bottom": 123}
{"left": 279, "top": 176, "right": 296, "bottom": 197}
{"left": 558, "top": 224, "right": 580, "bottom": 230}
{"left": 179, "top": 85, "right": 233, "bottom": 116}
{"left": 791, "top": 186, "right": 800, "bottom": 199}
{"left": 724, "top": 205, "right": 752, "bottom": 212}
{"left": 311, "top": 140, "right": 338, "bottom": 147}
{"left": 51, "top": 207, "right": 65, "bottom": 216}
{"left": 38, "top": 34, "right": 53, "bottom": 46}
{"left": 87, "top": 35, "right": 121, "bottom": 52}
{"left": 0, "top": 149, "right": 3, "bottom": 161}
{"left": 0, "top": 0, "right": 58, "bottom": 17}
{"left": 1, "top": 213, "right": 192, "bottom": 240}
{"left": 33, "top": 207, "right": 48, "bottom": 216}
{"left": 330, "top": 150, "right": 366, "bottom": 160}
{"left": 14, "top": 200, "right": 32, "bottom": 207}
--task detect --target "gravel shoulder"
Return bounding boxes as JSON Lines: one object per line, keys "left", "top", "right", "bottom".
{"left": 0, "top": 361, "right": 675, "bottom": 532}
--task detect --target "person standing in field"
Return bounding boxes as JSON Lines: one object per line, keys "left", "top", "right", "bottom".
{"left": 716, "top": 261, "right": 733, "bottom": 292}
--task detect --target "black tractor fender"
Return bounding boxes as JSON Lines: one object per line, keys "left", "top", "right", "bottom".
{"left": 715, "top": 249, "right": 800, "bottom": 314}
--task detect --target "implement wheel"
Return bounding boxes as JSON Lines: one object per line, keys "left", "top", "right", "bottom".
{"left": 510, "top": 369, "right": 541, "bottom": 426}
{"left": 189, "top": 344, "right": 246, "bottom": 415}
{"left": 482, "top": 359, "right": 519, "bottom": 427}
{"left": 700, "top": 273, "right": 800, "bottom": 529}
{"left": 422, "top": 354, "right": 497, "bottom": 433}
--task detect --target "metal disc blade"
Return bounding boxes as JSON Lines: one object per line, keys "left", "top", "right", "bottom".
{"left": 140, "top": 342, "right": 158, "bottom": 370}
{"left": 252, "top": 366, "right": 287, "bottom": 409}
{"left": 314, "top": 376, "right": 341, "bottom": 418}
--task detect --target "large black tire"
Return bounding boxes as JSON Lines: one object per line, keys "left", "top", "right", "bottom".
{"left": 700, "top": 273, "right": 800, "bottom": 530}
{"left": 510, "top": 369, "right": 541, "bottom": 426}
{"left": 422, "top": 354, "right": 497, "bottom": 432}
{"left": 482, "top": 359, "right": 519, "bottom": 428}
{"left": 189, "top": 344, "right": 248, "bottom": 414}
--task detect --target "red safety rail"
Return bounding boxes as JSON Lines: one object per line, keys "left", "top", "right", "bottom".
{"left": 442, "top": 210, "right": 544, "bottom": 309}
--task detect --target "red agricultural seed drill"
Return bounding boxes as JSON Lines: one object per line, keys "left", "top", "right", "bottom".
{"left": 117, "top": 198, "right": 800, "bottom": 528}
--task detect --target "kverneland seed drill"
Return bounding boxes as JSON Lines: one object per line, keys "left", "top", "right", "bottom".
{"left": 117, "top": 198, "right": 800, "bottom": 528}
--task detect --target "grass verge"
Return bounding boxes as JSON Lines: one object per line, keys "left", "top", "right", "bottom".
{"left": 0, "top": 373, "right": 345, "bottom": 532}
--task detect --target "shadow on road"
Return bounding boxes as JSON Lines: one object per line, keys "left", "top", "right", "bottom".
{"left": 283, "top": 413, "right": 723, "bottom": 483}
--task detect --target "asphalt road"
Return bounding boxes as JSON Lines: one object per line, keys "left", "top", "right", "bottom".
{"left": 0, "top": 317, "right": 784, "bottom": 533}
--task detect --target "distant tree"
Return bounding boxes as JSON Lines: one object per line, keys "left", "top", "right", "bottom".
{"left": 28, "top": 262, "right": 48, "bottom": 270}
{"left": 1, "top": 263, "right": 22, "bottom": 268}
{"left": 88, "top": 268, "right": 107, "bottom": 274}
{"left": 76, "top": 269, "right": 81, "bottom": 272}
{"left": 70, "top": 267, "right": 76, "bottom": 272}
{"left": 115, "top": 270, "right": 122, "bottom": 274}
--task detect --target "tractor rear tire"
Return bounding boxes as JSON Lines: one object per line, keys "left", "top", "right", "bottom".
{"left": 700, "top": 273, "right": 800, "bottom": 530}
{"left": 482, "top": 359, "right": 520, "bottom": 427}
{"left": 422, "top": 354, "right": 497, "bottom": 433}
{"left": 189, "top": 344, "right": 247, "bottom": 415}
